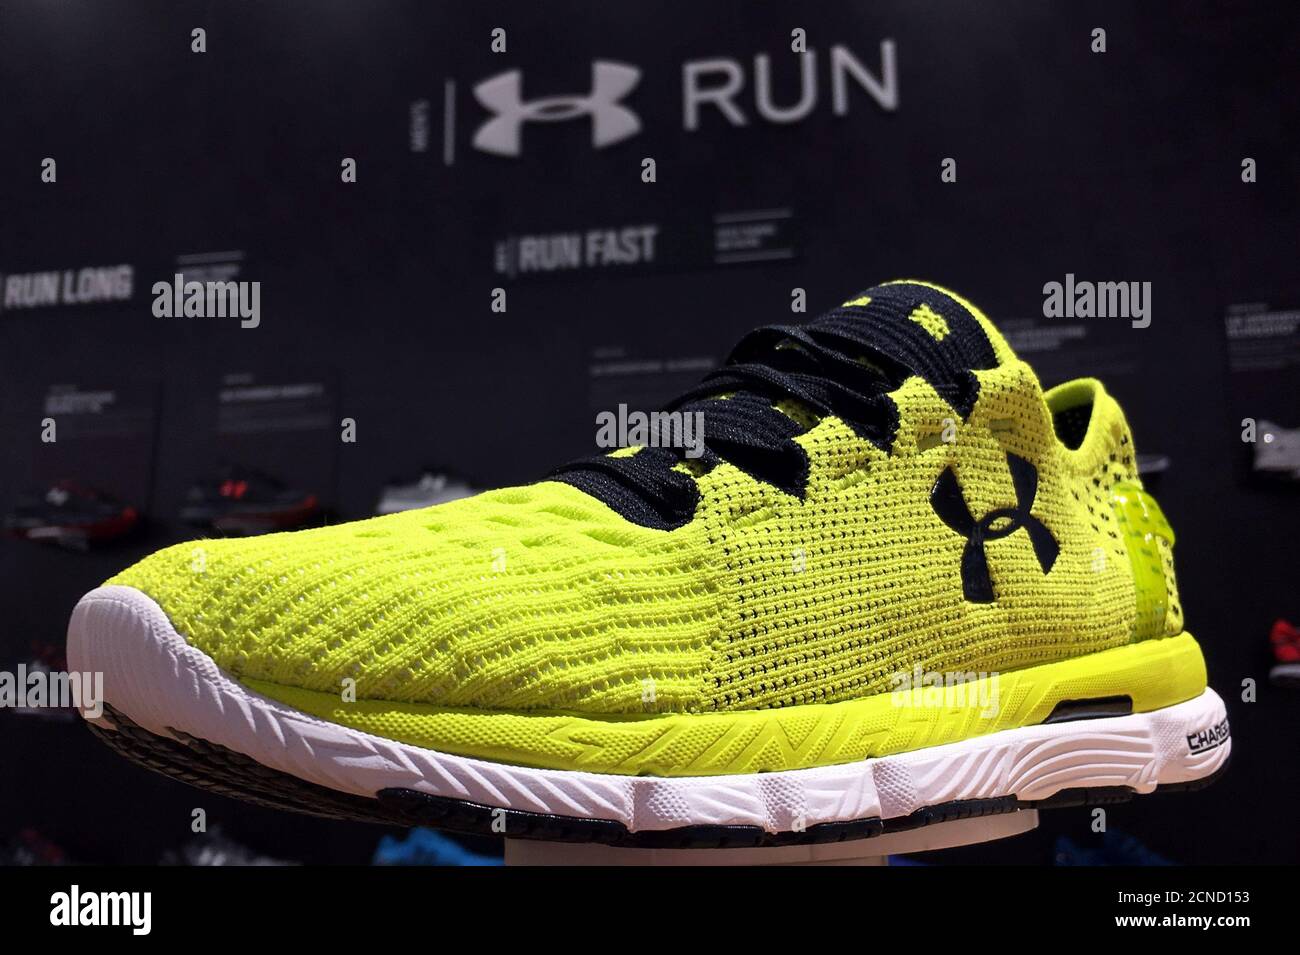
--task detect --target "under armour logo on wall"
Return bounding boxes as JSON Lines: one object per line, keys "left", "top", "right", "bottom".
{"left": 473, "top": 61, "right": 641, "bottom": 157}
{"left": 931, "top": 452, "right": 1059, "bottom": 603}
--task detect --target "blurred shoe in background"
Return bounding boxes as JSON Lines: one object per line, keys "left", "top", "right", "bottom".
{"left": 1054, "top": 830, "right": 1173, "bottom": 866}
{"left": 159, "top": 826, "right": 297, "bottom": 866}
{"left": 181, "top": 466, "right": 319, "bottom": 535}
{"left": 4, "top": 481, "right": 139, "bottom": 550}
{"left": 1253, "top": 420, "right": 1300, "bottom": 481}
{"left": 0, "top": 828, "right": 73, "bottom": 866}
{"left": 1269, "top": 618, "right": 1300, "bottom": 687}
{"left": 375, "top": 469, "right": 477, "bottom": 515}
{"left": 372, "top": 828, "right": 502, "bottom": 866}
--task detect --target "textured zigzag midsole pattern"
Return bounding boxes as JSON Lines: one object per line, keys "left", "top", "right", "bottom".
{"left": 68, "top": 586, "right": 1229, "bottom": 834}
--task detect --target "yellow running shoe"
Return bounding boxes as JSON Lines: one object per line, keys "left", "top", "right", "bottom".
{"left": 68, "top": 280, "right": 1229, "bottom": 847}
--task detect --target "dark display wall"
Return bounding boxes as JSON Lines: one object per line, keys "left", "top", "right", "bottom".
{"left": 1, "top": 1, "right": 1297, "bottom": 864}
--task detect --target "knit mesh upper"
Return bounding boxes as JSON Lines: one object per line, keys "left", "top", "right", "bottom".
{"left": 108, "top": 282, "right": 1164, "bottom": 715}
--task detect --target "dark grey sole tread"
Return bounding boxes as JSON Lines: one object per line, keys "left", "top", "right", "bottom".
{"left": 86, "top": 703, "right": 1229, "bottom": 850}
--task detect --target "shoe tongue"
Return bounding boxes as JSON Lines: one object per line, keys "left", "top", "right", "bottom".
{"left": 835, "top": 280, "right": 1014, "bottom": 361}
{"left": 813, "top": 280, "right": 1009, "bottom": 417}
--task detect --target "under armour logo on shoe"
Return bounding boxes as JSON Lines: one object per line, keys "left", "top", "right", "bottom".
{"left": 473, "top": 61, "right": 641, "bottom": 157}
{"left": 931, "top": 452, "right": 1059, "bottom": 603}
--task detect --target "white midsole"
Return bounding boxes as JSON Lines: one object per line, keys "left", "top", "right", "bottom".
{"left": 67, "top": 585, "right": 1231, "bottom": 834}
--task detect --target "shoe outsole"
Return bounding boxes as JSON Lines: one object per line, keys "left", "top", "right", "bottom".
{"left": 86, "top": 701, "right": 1231, "bottom": 849}
{"left": 69, "top": 585, "right": 1233, "bottom": 848}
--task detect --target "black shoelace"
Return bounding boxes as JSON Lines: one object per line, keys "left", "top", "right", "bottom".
{"left": 550, "top": 283, "right": 998, "bottom": 530}
{"left": 550, "top": 318, "right": 912, "bottom": 528}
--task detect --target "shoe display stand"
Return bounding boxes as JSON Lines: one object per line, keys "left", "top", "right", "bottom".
{"left": 504, "top": 808, "right": 1038, "bottom": 866}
